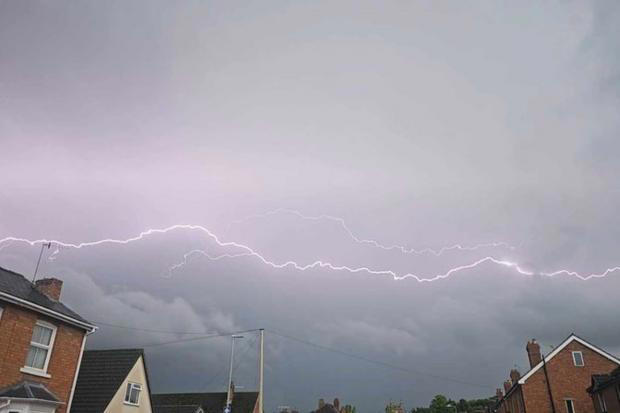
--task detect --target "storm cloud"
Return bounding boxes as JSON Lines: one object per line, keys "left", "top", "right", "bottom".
{"left": 1, "top": 1, "right": 620, "bottom": 412}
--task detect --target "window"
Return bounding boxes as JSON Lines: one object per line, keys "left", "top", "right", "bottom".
{"left": 597, "top": 394, "right": 607, "bottom": 413}
{"left": 124, "top": 382, "right": 142, "bottom": 406}
{"left": 23, "top": 321, "right": 56, "bottom": 373}
{"left": 572, "top": 351, "right": 584, "bottom": 367}
{"left": 565, "top": 400, "right": 575, "bottom": 413}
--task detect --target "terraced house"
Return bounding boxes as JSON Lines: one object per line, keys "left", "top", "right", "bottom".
{"left": 0, "top": 266, "right": 97, "bottom": 413}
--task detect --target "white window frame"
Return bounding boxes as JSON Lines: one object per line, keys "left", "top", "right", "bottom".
{"left": 565, "top": 399, "right": 575, "bottom": 413}
{"left": 124, "top": 382, "right": 142, "bottom": 406}
{"left": 572, "top": 351, "right": 584, "bottom": 367}
{"left": 597, "top": 393, "right": 607, "bottom": 413}
{"left": 20, "top": 320, "right": 57, "bottom": 378}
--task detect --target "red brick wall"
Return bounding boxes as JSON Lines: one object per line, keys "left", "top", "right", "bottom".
{"left": 523, "top": 341, "right": 619, "bottom": 413}
{"left": 0, "top": 300, "right": 86, "bottom": 413}
{"left": 502, "top": 387, "right": 526, "bottom": 413}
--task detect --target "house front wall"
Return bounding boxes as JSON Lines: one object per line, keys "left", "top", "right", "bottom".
{"left": 523, "top": 341, "right": 619, "bottom": 413}
{"left": 103, "top": 356, "right": 152, "bottom": 413}
{"left": 0, "top": 300, "right": 87, "bottom": 413}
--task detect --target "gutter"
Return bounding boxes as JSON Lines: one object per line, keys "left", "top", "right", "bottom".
{"left": 0, "top": 291, "right": 97, "bottom": 332}
{"left": 0, "top": 397, "right": 63, "bottom": 406}
{"left": 66, "top": 329, "right": 95, "bottom": 413}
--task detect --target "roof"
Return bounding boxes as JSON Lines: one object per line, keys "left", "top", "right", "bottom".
{"left": 0, "top": 265, "right": 94, "bottom": 330}
{"left": 71, "top": 349, "right": 145, "bottom": 413}
{"left": 588, "top": 367, "right": 620, "bottom": 394}
{"left": 153, "top": 405, "right": 202, "bottom": 413}
{"left": 518, "top": 334, "right": 620, "bottom": 384}
{"left": 152, "top": 392, "right": 259, "bottom": 413}
{"left": 314, "top": 405, "right": 340, "bottom": 413}
{"left": 0, "top": 381, "right": 61, "bottom": 404}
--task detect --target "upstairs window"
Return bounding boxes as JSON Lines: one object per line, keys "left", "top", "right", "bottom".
{"left": 565, "top": 400, "right": 575, "bottom": 413}
{"left": 572, "top": 351, "right": 584, "bottom": 367}
{"left": 597, "top": 393, "right": 607, "bottom": 413}
{"left": 124, "top": 382, "right": 142, "bottom": 406}
{"left": 24, "top": 321, "right": 56, "bottom": 373}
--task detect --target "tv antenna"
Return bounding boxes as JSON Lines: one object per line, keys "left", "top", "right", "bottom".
{"left": 32, "top": 242, "right": 52, "bottom": 282}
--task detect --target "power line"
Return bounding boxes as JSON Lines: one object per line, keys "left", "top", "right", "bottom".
{"left": 89, "top": 320, "right": 493, "bottom": 389}
{"left": 267, "top": 329, "right": 492, "bottom": 390}
{"left": 203, "top": 333, "right": 259, "bottom": 390}
{"left": 94, "top": 320, "right": 210, "bottom": 335}
{"left": 141, "top": 329, "right": 261, "bottom": 348}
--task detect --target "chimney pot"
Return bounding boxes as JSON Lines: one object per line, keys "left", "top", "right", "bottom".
{"left": 503, "top": 380, "right": 512, "bottom": 393}
{"left": 510, "top": 369, "right": 521, "bottom": 385}
{"left": 496, "top": 388, "right": 504, "bottom": 399}
{"left": 34, "top": 278, "right": 63, "bottom": 301}
{"left": 333, "top": 399, "right": 340, "bottom": 410}
{"left": 319, "top": 399, "right": 325, "bottom": 410}
{"left": 526, "top": 339, "right": 542, "bottom": 368}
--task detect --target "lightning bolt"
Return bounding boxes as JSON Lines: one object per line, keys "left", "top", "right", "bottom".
{"left": 230, "top": 208, "right": 516, "bottom": 256}
{"left": 1, "top": 223, "right": 616, "bottom": 282}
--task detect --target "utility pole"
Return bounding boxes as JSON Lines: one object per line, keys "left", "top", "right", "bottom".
{"left": 225, "top": 335, "right": 244, "bottom": 413}
{"left": 258, "top": 329, "right": 264, "bottom": 413}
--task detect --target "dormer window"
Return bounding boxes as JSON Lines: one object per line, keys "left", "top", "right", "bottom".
{"left": 572, "top": 351, "right": 584, "bottom": 367}
{"left": 124, "top": 382, "right": 142, "bottom": 406}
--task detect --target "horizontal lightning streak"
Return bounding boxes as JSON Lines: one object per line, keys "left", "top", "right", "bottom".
{"left": 0, "top": 224, "right": 617, "bottom": 282}
{"left": 230, "top": 208, "right": 516, "bottom": 256}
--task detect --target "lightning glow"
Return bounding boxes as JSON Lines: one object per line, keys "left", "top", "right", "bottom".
{"left": 1, "top": 223, "right": 618, "bottom": 282}
{"left": 230, "top": 208, "right": 516, "bottom": 256}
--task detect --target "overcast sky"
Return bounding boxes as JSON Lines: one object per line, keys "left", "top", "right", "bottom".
{"left": 1, "top": 1, "right": 620, "bottom": 412}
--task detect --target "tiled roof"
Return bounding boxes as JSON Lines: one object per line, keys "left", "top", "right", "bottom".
{"left": 0, "top": 380, "right": 60, "bottom": 403}
{"left": 0, "top": 265, "right": 92, "bottom": 326}
{"left": 152, "top": 392, "right": 258, "bottom": 413}
{"left": 153, "top": 405, "right": 202, "bottom": 413}
{"left": 71, "top": 349, "right": 145, "bottom": 413}
{"left": 589, "top": 367, "right": 620, "bottom": 393}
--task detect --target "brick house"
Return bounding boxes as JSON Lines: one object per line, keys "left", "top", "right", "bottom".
{"left": 494, "top": 335, "right": 620, "bottom": 413}
{"left": 0, "top": 266, "right": 97, "bottom": 413}
{"left": 588, "top": 367, "right": 620, "bottom": 413}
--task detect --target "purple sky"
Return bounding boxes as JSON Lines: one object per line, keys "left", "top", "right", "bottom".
{"left": 1, "top": 1, "right": 620, "bottom": 412}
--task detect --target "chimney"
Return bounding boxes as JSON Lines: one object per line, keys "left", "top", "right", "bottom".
{"left": 333, "top": 399, "right": 340, "bottom": 411}
{"left": 35, "top": 278, "right": 63, "bottom": 301}
{"left": 496, "top": 388, "right": 504, "bottom": 399}
{"left": 503, "top": 380, "right": 512, "bottom": 393}
{"left": 526, "top": 339, "right": 542, "bottom": 368}
{"left": 319, "top": 399, "right": 325, "bottom": 410}
{"left": 510, "top": 369, "right": 521, "bottom": 385}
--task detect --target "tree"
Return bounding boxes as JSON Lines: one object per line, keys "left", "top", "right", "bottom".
{"left": 429, "top": 395, "right": 450, "bottom": 413}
